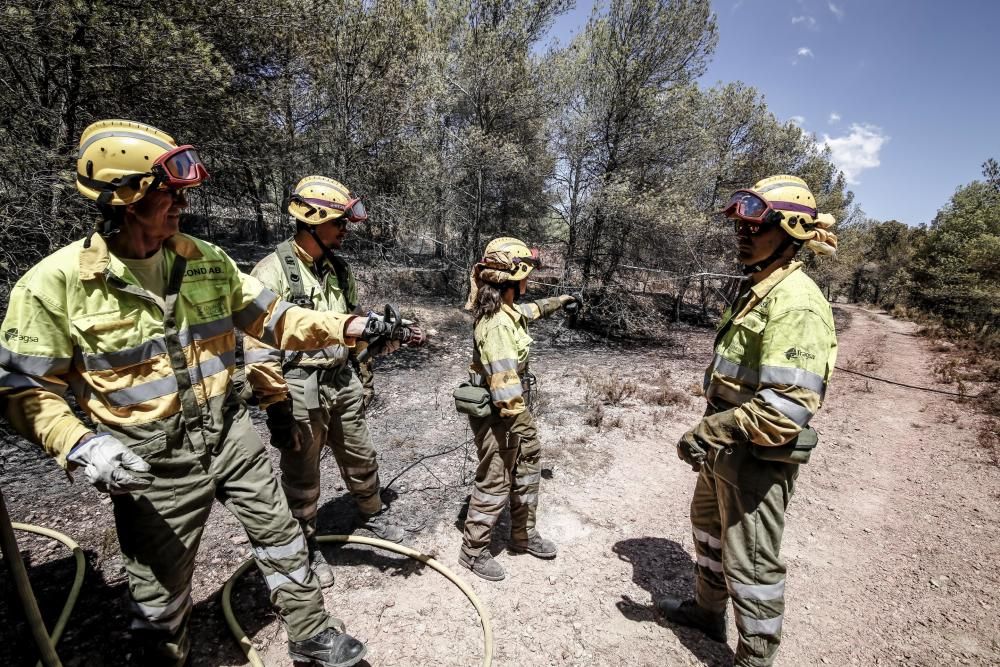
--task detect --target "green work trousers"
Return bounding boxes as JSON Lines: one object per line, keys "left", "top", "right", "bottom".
{"left": 111, "top": 398, "right": 328, "bottom": 666}
{"left": 460, "top": 410, "right": 542, "bottom": 558}
{"left": 280, "top": 365, "right": 381, "bottom": 537}
{"left": 689, "top": 440, "right": 799, "bottom": 667}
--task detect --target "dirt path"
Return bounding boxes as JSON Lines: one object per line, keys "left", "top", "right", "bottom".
{"left": 2, "top": 303, "right": 998, "bottom": 666}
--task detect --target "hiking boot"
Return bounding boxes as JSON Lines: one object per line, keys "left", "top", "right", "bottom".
{"left": 356, "top": 508, "right": 406, "bottom": 543}
{"left": 287, "top": 627, "right": 366, "bottom": 667}
{"left": 458, "top": 550, "right": 505, "bottom": 581}
{"left": 508, "top": 534, "right": 558, "bottom": 559}
{"left": 655, "top": 596, "right": 728, "bottom": 643}
{"left": 306, "top": 537, "right": 335, "bottom": 589}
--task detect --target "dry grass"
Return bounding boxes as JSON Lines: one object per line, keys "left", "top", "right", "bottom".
{"left": 978, "top": 418, "right": 1000, "bottom": 467}
{"left": 585, "top": 371, "right": 638, "bottom": 407}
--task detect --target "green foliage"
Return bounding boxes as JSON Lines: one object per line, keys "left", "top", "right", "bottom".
{"left": 0, "top": 0, "right": 855, "bottom": 337}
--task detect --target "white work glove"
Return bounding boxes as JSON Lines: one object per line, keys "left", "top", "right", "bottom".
{"left": 67, "top": 434, "right": 152, "bottom": 495}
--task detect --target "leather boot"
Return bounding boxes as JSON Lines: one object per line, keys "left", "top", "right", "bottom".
{"left": 287, "top": 626, "right": 366, "bottom": 667}
{"left": 306, "top": 537, "right": 335, "bottom": 589}
{"left": 356, "top": 507, "right": 405, "bottom": 543}
{"left": 458, "top": 550, "right": 505, "bottom": 581}
{"left": 655, "top": 596, "right": 728, "bottom": 643}
{"left": 508, "top": 533, "right": 558, "bottom": 559}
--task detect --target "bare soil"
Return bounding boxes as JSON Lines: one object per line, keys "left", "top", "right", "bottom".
{"left": 2, "top": 302, "right": 999, "bottom": 666}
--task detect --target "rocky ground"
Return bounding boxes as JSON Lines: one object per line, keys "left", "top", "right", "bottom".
{"left": 2, "top": 300, "right": 998, "bottom": 666}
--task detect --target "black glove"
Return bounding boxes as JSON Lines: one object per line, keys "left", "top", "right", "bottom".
{"left": 676, "top": 430, "right": 707, "bottom": 472}
{"left": 266, "top": 400, "right": 298, "bottom": 450}
{"left": 563, "top": 296, "right": 582, "bottom": 316}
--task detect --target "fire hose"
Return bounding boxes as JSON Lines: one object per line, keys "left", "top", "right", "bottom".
{"left": 222, "top": 534, "right": 494, "bottom": 667}
{"left": 0, "top": 486, "right": 85, "bottom": 667}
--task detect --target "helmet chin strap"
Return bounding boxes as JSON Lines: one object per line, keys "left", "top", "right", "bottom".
{"left": 742, "top": 234, "right": 801, "bottom": 275}
{"left": 306, "top": 225, "right": 341, "bottom": 269}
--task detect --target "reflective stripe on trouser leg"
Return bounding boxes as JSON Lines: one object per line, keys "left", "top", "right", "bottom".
{"left": 718, "top": 455, "right": 798, "bottom": 667}
{"left": 461, "top": 413, "right": 519, "bottom": 558}
{"left": 214, "top": 408, "right": 328, "bottom": 642}
{"left": 328, "top": 370, "right": 382, "bottom": 515}
{"left": 689, "top": 464, "right": 728, "bottom": 613}
{"left": 112, "top": 427, "right": 211, "bottom": 666}
{"left": 509, "top": 424, "right": 542, "bottom": 543}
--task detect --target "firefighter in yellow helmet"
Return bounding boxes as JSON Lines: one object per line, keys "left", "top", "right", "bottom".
{"left": 0, "top": 120, "right": 406, "bottom": 666}
{"left": 244, "top": 175, "right": 426, "bottom": 588}
{"left": 657, "top": 175, "right": 839, "bottom": 667}
{"left": 458, "top": 237, "right": 581, "bottom": 581}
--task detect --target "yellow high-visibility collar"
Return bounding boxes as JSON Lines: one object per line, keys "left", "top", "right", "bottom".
{"left": 79, "top": 233, "right": 204, "bottom": 280}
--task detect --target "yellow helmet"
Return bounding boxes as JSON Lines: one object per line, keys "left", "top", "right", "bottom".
{"left": 288, "top": 175, "right": 367, "bottom": 225}
{"left": 747, "top": 175, "right": 838, "bottom": 255}
{"left": 76, "top": 119, "right": 207, "bottom": 206}
{"left": 480, "top": 236, "right": 539, "bottom": 282}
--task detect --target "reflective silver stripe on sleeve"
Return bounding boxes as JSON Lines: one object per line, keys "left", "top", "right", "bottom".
{"left": 706, "top": 383, "right": 754, "bottom": 407}
{"left": 490, "top": 384, "right": 523, "bottom": 402}
{"left": 713, "top": 355, "right": 760, "bottom": 385}
{"left": 696, "top": 554, "right": 723, "bottom": 572}
{"left": 692, "top": 527, "right": 722, "bottom": 549}
{"left": 0, "top": 347, "right": 72, "bottom": 376}
{"left": 483, "top": 357, "right": 518, "bottom": 375}
{"left": 264, "top": 564, "right": 310, "bottom": 591}
{"left": 233, "top": 288, "right": 278, "bottom": 331}
{"left": 244, "top": 347, "right": 283, "bottom": 364}
{"left": 518, "top": 303, "right": 540, "bottom": 319}
{"left": 760, "top": 365, "right": 826, "bottom": 394}
{"left": 728, "top": 579, "right": 785, "bottom": 601}
{"left": 735, "top": 612, "right": 784, "bottom": 636}
{"left": 5, "top": 372, "right": 68, "bottom": 396}
{"left": 259, "top": 299, "right": 297, "bottom": 346}
{"left": 759, "top": 388, "right": 813, "bottom": 426}
{"left": 253, "top": 533, "right": 306, "bottom": 562}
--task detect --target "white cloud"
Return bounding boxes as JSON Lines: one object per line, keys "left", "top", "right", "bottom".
{"left": 789, "top": 115, "right": 806, "bottom": 127}
{"left": 828, "top": 2, "right": 845, "bottom": 20}
{"left": 820, "top": 123, "right": 889, "bottom": 184}
{"left": 793, "top": 47, "right": 814, "bottom": 64}
{"left": 792, "top": 15, "right": 817, "bottom": 29}
{"left": 828, "top": 112, "right": 841, "bottom": 124}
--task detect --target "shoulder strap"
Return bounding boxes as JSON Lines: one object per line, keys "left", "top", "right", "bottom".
{"left": 329, "top": 254, "right": 356, "bottom": 313}
{"left": 276, "top": 240, "right": 313, "bottom": 309}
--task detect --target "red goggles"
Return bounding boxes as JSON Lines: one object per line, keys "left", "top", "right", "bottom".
{"left": 297, "top": 196, "right": 368, "bottom": 223}
{"left": 722, "top": 189, "right": 817, "bottom": 233}
{"left": 151, "top": 145, "right": 209, "bottom": 189}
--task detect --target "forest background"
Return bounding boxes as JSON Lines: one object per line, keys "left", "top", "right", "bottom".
{"left": 0, "top": 0, "right": 997, "bottom": 388}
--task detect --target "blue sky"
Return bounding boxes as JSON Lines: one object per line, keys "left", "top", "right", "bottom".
{"left": 547, "top": 1, "right": 1000, "bottom": 226}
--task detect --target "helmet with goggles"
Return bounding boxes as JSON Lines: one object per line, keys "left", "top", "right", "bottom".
{"left": 722, "top": 174, "right": 838, "bottom": 255}
{"left": 76, "top": 119, "right": 208, "bottom": 206}
{"left": 480, "top": 236, "right": 539, "bottom": 282}
{"left": 288, "top": 176, "right": 367, "bottom": 226}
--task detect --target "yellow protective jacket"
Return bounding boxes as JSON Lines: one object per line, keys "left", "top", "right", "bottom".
{"left": 244, "top": 239, "right": 359, "bottom": 407}
{"left": 0, "top": 233, "right": 354, "bottom": 466}
{"left": 701, "top": 261, "right": 838, "bottom": 447}
{"left": 470, "top": 297, "right": 565, "bottom": 417}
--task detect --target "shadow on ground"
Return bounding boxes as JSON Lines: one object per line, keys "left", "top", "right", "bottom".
{"left": 612, "top": 536, "right": 735, "bottom": 667}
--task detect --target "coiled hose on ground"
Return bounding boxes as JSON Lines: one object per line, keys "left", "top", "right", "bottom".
{"left": 222, "top": 534, "right": 494, "bottom": 667}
